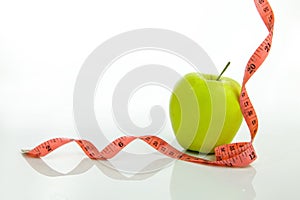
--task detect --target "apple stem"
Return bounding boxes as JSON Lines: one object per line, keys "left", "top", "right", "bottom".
{"left": 216, "top": 61, "right": 231, "bottom": 81}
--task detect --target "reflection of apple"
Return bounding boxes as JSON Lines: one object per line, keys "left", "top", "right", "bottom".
{"left": 169, "top": 62, "right": 243, "bottom": 153}
{"left": 170, "top": 160, "right": 256, "bottom": 200}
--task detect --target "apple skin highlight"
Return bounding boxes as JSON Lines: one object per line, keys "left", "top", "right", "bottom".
{"left": 169, "top": 73, "right": 243, "bottom": 153}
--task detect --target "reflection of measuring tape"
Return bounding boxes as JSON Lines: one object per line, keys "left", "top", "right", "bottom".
{"left": 22, "top": 0, "right": 274, "bottom": 167}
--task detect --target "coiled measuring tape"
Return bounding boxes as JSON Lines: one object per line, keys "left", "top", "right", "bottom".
{"left": 22, "top": 0, "right": 274, "bottom": 167}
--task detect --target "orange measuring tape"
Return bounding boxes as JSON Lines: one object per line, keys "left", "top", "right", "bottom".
{"left": 22, "top": 0, "right": 274, "bottom": 167}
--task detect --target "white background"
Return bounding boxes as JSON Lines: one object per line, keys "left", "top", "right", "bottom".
{"left": 1, "top": 0, "right": 300, "bottom": 199}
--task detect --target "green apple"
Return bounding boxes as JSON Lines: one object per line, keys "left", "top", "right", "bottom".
{"left": 169, "top": 62, "right": 243, "bottom": 153}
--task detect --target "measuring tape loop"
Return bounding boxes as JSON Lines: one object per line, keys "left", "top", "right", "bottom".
{"left": 23, "top": 0, "right": 274, "bottom": 168}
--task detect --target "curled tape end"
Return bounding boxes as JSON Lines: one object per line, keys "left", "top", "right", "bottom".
{"left": 20, "top": 149, "right": 30, "bottom": 154}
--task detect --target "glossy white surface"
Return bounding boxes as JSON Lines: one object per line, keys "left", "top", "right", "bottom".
{"left": 1, "top": 0, "right": 300, "bottom": 199}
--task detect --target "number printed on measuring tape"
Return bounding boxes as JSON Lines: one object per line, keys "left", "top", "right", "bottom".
{"left": 22, "top": 0, "right": 274, "bottom": 168}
